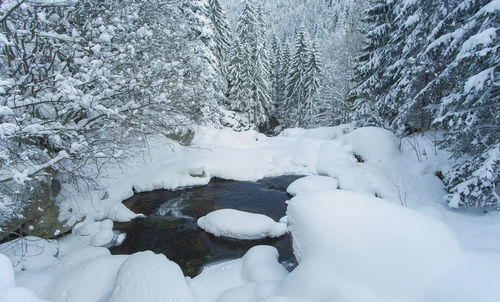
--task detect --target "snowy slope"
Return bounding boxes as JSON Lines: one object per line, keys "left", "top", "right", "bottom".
{"left": 1, "top": 125, "right": 499, "bottom": 302}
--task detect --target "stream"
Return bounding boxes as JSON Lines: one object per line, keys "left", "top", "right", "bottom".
{"left": 110, "top": 175, "right": 303, "bottom": 277}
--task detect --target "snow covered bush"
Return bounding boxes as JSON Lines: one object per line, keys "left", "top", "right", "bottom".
{"left": 0, "top": 0, "right": 225, "bottom": 238}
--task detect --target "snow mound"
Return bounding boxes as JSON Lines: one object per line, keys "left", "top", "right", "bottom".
{"left": 0, "top": 237, "right": 59, "bottom": 272}
{"left": 0, "top": 254, "right": 14, "bottom": 290}
{"left": 190, "top": 246, "right": 288, "bottom": 302}
{"left": 0, "top": 253, "right": 49, "bottom": 302}
{"left": 286, "top": 175, "right": 338, "bottom": 196}
{"left": 342, "top": 127, "right": 398, "bottom": 163}
{"left": 109, "top": 251, "right": 193, "bottom": 302}
{"left": 241, "top": 245, "right": 288, "bottom": 282}
{"left": 283, "top": 190, "right": 463, "bottom": 301}
{"left": 73, "top": 219, "right": 116, "bottom": 247}
{"left": 197, "top": 209, "right": 287, "bottom": 240}
{"left": 280, "top": 125, "right": 352, "bottom": 140}
{"left": 43, "top": 254, "right": 128, "bottom": 302}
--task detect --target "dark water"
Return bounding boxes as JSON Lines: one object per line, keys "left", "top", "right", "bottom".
{"left": 110, "top": 175, "right": 303, "bottom": 277}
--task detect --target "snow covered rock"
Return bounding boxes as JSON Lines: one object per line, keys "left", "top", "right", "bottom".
{"left": 73, "top": 219, "right": 116, "bottom": 247}
{"left": 286, "top": 175, "right": 338, "bottom": 196}
{"left": 109, "top": 251, "right": 193, "bottom": 302}
{"left": 283, "top": 190, "right": 463, "bottom": 301}
{"left": 197, "top": 209, "right": 287, "bottom": 240}
{"left": 342, "top": 127, "right": 398, "bottom": 163}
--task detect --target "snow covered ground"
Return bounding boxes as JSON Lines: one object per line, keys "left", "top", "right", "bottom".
{"left": 1, "top": 125, "right": 499, "bottom": 302}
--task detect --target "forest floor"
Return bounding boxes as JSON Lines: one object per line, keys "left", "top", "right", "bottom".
{"left": 1, "top": 124, "right": 499, "bottom": 302}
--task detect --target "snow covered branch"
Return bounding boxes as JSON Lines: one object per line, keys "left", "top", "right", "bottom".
{"left": 0, "top": 151, "right": 69, "bottom": 184}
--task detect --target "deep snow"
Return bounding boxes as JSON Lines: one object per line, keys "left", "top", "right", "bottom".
{"left": 197, "top": 209, "right": 287, "bottom": 240}
{"left": 1, "top": 125, "right": 499, "bottom": 302}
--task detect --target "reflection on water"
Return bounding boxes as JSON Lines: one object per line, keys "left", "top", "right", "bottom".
{"left": 110, "top": 175, "right": 303, "bottom": 277}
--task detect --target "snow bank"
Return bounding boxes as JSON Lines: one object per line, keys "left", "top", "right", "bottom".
{"left": 43, "top": 254, "right": 128, "bottom": 302}
{"left": 0, "top": 254, "right": 14, "bottom": 290}
{"left": 342, "top": 127, "right": 398, "bottom": 163}
{"left": 280, "top": 125, "right": 352, "bottom": 140}
{"left": 0, "top": 253, "right": 50, "bottom": 302}
{"left": 109, "top": 251, "right": 193, "bottom": 302}
{"left": 283, "top": 190, "right": 463, "bottom": 301}
{"left": 10, "top": 243, "right": 120, "bottom": 301}
{"left": 286, "top": 175, "right": 338, "bottom": 196}
{"left": 197, "top": 209, "right": 287, "bottom": 240}
{"left": 0, "top": 237, "right": 59, "bottom": 272}
{"left": 189, "top": 246, "right": 288, "bottom": 302}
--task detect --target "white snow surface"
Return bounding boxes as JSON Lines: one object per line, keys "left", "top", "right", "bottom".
{"left": 109, "top": 251, "right": 193, "bottom": 302}
{"left": 286, "top": 175, "right": 338, "bottom": 196}
{"left": 197, "top": 209, "right": 287, "bottom": 240}
{"left": 1, "top": 124, "right": 499, "bottom": 302}
{"left": 283, "top": 190, "right": 463, "bottom": 301}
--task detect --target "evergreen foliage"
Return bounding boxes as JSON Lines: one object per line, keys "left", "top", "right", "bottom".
{"left": 283, "top": 28, "right": 323, "bottom": 128}
{"left": 352, "top": 0, "right": 499, "bottom": 208}
{"left": 229, "top": 0, "right": 271, "bottom": 126}
{"left": 208, "top": 0, "right": 233, "bottom": 93}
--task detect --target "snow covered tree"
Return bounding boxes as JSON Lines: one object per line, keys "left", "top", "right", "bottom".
{"left": 277, "top": 43, "right": 292, "bottom": 115}
{"left": 302, "top": 42, "right": 323, "bottom": 127}
{"left": 284, "top": 27, "right": 312, "bottom": 127}
{"left": 351, "top": 0, "right": 499, "bottom": 208}
{"left": 227, "top": 37, "right": 253, "bottom": 112}
{"left": 428, "top": 0, "right": 499, "bottom": 208}
{"left": 230, "top": 0, "right": 271, "bottom": 126}
{"left": 269, "top": 36, "right": 282, "bottom": 115}
{"left": 252, "top": 4, "right": 272, "bottom": 126}
{"left": 208, "top": 0, "right": 233, "bottom": 93}
{"left": 350, "top": 0, "right": 395, "bottom": 127}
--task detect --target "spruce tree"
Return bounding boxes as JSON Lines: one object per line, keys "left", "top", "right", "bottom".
{"left": 285, "top": 27, "right": 312, "bottom": 127}
{"left": 208, "top": 0, "right": 233, "bottom": 92}
{"left": 252, "top": 4, "right": 272, "bottom": 126}
{"left": 227, "top": 37, "right": 252, "bottom": 112}
{"left": 302, "top": 42, "right": 323, "bottom": 127}
{"left": 270, "top": 36, "right": 282, "bottom": 115}
{"left": 352, "top": 0, "right": 499, "bottom": 208}
{"left": 278, "top": 43, "right": 292, "bottom": 117}
{"left": 232, "top": 0, "right": 271, "bottom": 126}
{"left": 429, "top": 0, "right": 499, "bottom": 208}
{"left": 350, "top": 0, "right": 395, "bottom": 127}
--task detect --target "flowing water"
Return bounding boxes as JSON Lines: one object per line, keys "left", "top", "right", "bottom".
{"left": 110, "top": 175, "right": 303, "bottom": 277}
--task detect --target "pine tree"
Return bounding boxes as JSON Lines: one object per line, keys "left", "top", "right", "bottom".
{"left": 227, "top": 37, "right": 253, "bottom": 112}
{"left": 302, "top": 42, "right": 323, "bottom": 127}
{"left": 428, "top": 0, "right": 499, "bottom": 208}
{"left": 350, "top": 0, "right": 395, "bottom": 127}
{"left": 285, "top": 27, "right": 312, "bottom": 127}
{"left": 270, "top": 36, "right": 282, "bottom": 115}
{"left": 208, "top": 0, "right": 233, "bottom": 93}
{"left": 351, "top": 0, "right": 499, "bottom": 208}
{"left": 252, "top": 4, "right": 272, "bottom": 126}
{"left": 278, "top": 43, "right": 292, "bottom": 116}
{"left": 231, "top": 0, "right": 271, "bottom": 126}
